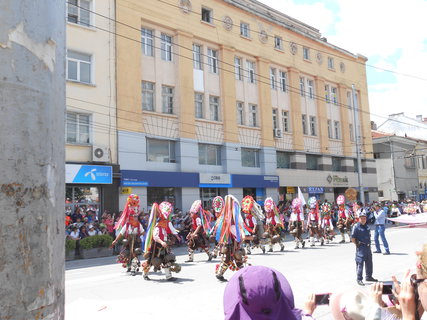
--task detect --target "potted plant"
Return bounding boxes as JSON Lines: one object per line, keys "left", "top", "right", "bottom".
{"left": 79, "top": 234, "right": 114, "bottom": 259}
{"left": 65, "top": 238, "right": 77, "bottom": 261}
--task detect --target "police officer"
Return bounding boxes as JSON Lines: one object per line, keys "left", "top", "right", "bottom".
{"left": 351, "top": 211, "right": 378, "bottom": 286}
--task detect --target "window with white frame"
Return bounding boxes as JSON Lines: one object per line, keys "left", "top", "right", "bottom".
{"left": 303, "top": 47, "right": 310, "bottom": 60}
{"left": 307, "top": 79, "right": 314, "bottom": 99}
{"left": 142, "top": 81, "right": 155, "bottom": 111}
{"left": 349, "top": 124, "right": 354, "bottom": 141}
{"left": 195, "top": 93, "right": 204, "bottom": 119}
{"left": 309, "top": 116, "right": 316, "bottom": 136}
{"left": 302, "top": 114, "right": 307, "bottom": 135}
{"left": 161, "top": 33, "right": 172, "bottom": 61}
{"left": 237, "top": 101, "right": 244, "bottom": 125}
{"left": 207, "top": 48, "right": 218, "bottom": 73}
{"left": 201, "top": 7, "right": 212, "bottom": 23}
{"left": 193, "top": 44, "right": 202, "bottom": 70}
{"left": 66, "top": 112, "right": 90, "bottom": 144}
{"left": 249, "top": 104, "right": 258, "bottom": 127}
{"left": 247, "top": 60, "right": 256, "bottom": 83}
{"left": 328, "top": 56, "right": 334, "bottom": 69}
{"left": 199, "top": 144, "right": 221, "bottom": 165}
{"left": 272, "top": 109, "right": 278, "bottom": 129}
{"left": 299, "top": 77, "right": 305, "bottom": 97}
{"left": 67, "top": 0, "right": 91, "bottom": 26}
{"left": 327, "top": 119, "right": 332, "bottom": 139}
{"left": 347, "top": 91, "right": 352, "bottom": 107}
{"left": 162, "top": 86, "right": 174, "bottom": 114}
{"left": 270, "top": 68, "right": 277, "bottom": 90}
{"left": 325, "top": 85, "right": 330, "bottom": 103}
{"left": 234, "top": 57, "right": 243, "bottom": 80}
{"left": 240, "top": 22, "right": 250, "bottom": 38}
{"left": 282, "top": 110, "right": 289, "bottom": 132}
{"left": 334, "top": 121, "right": 341, "bottom": 139}
{"left": 241, "top": 148, "right": 260, "bottom": 167}
{"left": 331, "top": 87, "right": 338, "bottom": 105}
{"left": 209, "top": 96, "right": 220, "bottom": 121}
{"left": 141, "top": 28, "right": 154, "bottom": 56}
{"left": 279, "top": 71, "right": 287, "bottom": 92}
{"left": 67, "top": 50, "right": 91, "bottom": 84}
{"left": 146, "top": 138, "right": 176, "bottom": 163}
{"left": 274, "top": 36, "right": 283, "bottom": 50}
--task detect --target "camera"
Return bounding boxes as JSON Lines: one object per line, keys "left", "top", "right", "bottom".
{"left": 382, "top": 281, "right": 394, "bottom": 295}
{"left": 315, "top": 293, "right": 331, "bottom": 305}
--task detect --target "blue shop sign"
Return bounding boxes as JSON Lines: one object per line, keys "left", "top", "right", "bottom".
{"left": 66, "top": 164, "right": 112, "bottom": 184}
{"left": 121, "top": 170, "right": 199, "bottom": 187}
{"left": 307, "top": 187, "right": 325, "bottom": 194}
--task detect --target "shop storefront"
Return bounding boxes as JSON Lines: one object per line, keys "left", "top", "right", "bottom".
{"left": 65, "top": 164, "right": 118, "bottom": 217}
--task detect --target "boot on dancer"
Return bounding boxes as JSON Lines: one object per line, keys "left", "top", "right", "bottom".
{"left": 142, "top": 201, "right": 181, "bottom": 281}
{"left": 185, "top": 200, "right": 212, "bottom": 262}
{"left": 241, "top": 195, "right": 266, "bottom": 254}
{"left": 336, "top": 195, "right": 353, "bottom": 243}
{"left": 211, "top": 195, "right": 250, "bottom": 282}
{"left": 289, "top": 198, "right": 305, "bottom": 249}
{"left": 264, "top": 197, "right": 285, "bottom": 252}
{"left": 307, "top": 197, "right": 323, "bottom": 247}
{"left": 111, "top": 194, "right": 145, "bottom": 276}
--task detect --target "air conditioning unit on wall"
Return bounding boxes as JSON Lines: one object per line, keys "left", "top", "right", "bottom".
{"left": 273, "top": 128, "right": 282, "bottom": 138}
{"left": 92, "top": 146, "right": 110, "bottom": 162}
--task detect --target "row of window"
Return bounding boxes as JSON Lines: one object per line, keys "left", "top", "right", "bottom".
{"left": 277, "top": 152, "right": 360, "bottom": 172}
{"left": 199, "top": 7, "right": 337, "bottom": 70}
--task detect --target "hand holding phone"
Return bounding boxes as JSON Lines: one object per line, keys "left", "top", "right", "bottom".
{"left": 315, "top": 293, "right": 331, "bottom": 305}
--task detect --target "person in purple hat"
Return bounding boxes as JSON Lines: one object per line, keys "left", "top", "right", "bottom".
{"left": 223, "top": 266, "right": 317, "bottom": 320}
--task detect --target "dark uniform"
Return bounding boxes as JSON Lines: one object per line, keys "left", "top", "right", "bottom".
{"left": 351, "top": 220, "right": 374, "bottom": 284}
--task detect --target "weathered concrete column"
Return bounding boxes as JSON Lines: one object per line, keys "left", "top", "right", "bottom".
{"left": 0, "top": 1, "right": 65, "bottom": 319}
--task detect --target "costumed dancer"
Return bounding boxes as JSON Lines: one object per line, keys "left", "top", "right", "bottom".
{"left": 111, "top": 194, "right": 145, "bottom": 276}
{"left": 142, "top": 201, "right": 181, "bottom": 281}
{"left": 320, "top": 201, "right": 334, "bottom": 244}
{"left": 306, "top": 197, "right": 323, "bottom": 247}
{"left": 241, "top": 196, "right": 266, "bottom": 254}
{"left": 336, "top": 195, "right": 353, "bottom": 243}
{"left": 211, "top": 196, "right": 225, "bottom": 259}
{"left": 211, "top": 195, "right": 250, "bottom": 282}
{"left": 185, "top": 200, "right": 213, "bottom": 262}
{"left": 264, "top": 197, "right": 285, "bottom": 252}
{"left": 289, "top": 198, "right": 305, "bottom": 249}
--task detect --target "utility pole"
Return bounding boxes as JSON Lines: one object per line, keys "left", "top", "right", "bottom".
{"left": 352, "top": 84, "right": 365, "bottom": 204}
{"left": 0, "top": 1, "right": 65, "bottom": 319}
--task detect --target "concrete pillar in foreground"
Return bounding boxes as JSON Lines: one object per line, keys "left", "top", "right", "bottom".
{"left": 0, "top": 1, "right": 65, "bottom": 319}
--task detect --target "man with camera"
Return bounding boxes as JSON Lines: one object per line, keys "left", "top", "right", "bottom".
{"left": 351, "top": 211, "right": 378, "bottom": 286}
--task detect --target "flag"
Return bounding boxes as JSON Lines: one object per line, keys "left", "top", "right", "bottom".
{"left": 297, "top": 187, "right": 306, "bottom": 212}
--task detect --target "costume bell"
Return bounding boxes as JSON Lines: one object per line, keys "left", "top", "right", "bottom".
{"left": 142, "top": 201, "right": 181, "bottom": 281}
{"left": 264, "top": 197, "right": 285, "bottom": 252}
{"left": 241, "top": 195, "right": 266, "bottom": 254}
{"left": 306, "top": 197, "right": 323, "bottom": 247}
{"left": 185, "top": 200, "right": 213, "bottom": 262}
{"left": 289, "top": 198, "right": 305, "bottom": 249}
{"left": 111, "top": 194, "right": 145, "bottom": 276}
{"left": 211, "top": 195, "right": 250, "bottom": 282}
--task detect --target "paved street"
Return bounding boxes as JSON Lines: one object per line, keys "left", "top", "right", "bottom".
{"left": 66, "top": 225, "right": 426, "bottom": 319}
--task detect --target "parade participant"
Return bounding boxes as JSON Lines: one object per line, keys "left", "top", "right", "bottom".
{"left": 320, "top": 201, "right": 334, "bottom": 244}
{"left": 336, "top": 195, "right": 353, "bottom": 243}
{"left": 211, "top": 196, "right": 225, "bottom": 259}
{"left": 306, "top": 197, "right": 323, "bottom": 247}
{"left": 111, "top": 194, "right": 145, "bottom": 276}
{"left": 142, "top": 201, "right": 181, "bottom": 281}
{"left": 211, "top": 195, "right": 250, "bottom": 282}
{"left": 351, "top": 211, "right": 378, "bottom": 286}
{"left": 185, "top": 200, "right": 213, "bottom": 262}
{"left": 289, "top": 198, "right": 305, "bottom": 249}
{"left": 241, "top": 195, "right": 266, "bottom": 254}
{"left": 264, "top": 197, "right": 285, "bottom": 252}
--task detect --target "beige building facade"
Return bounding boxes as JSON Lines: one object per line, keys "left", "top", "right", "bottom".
{"left": 65, "top": 0, "right": 119, "bottom": 215}
{"left": 116, "top": 0, "right": 377, "bottom": 211}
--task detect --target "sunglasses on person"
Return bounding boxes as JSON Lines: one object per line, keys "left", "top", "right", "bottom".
{"left": 410, "top": 274, "right": 426, "bottom": 320}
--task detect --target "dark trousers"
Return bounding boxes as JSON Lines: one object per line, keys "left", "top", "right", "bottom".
{"left": 355, "top": 247, "right": 373, "bottom": 280}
